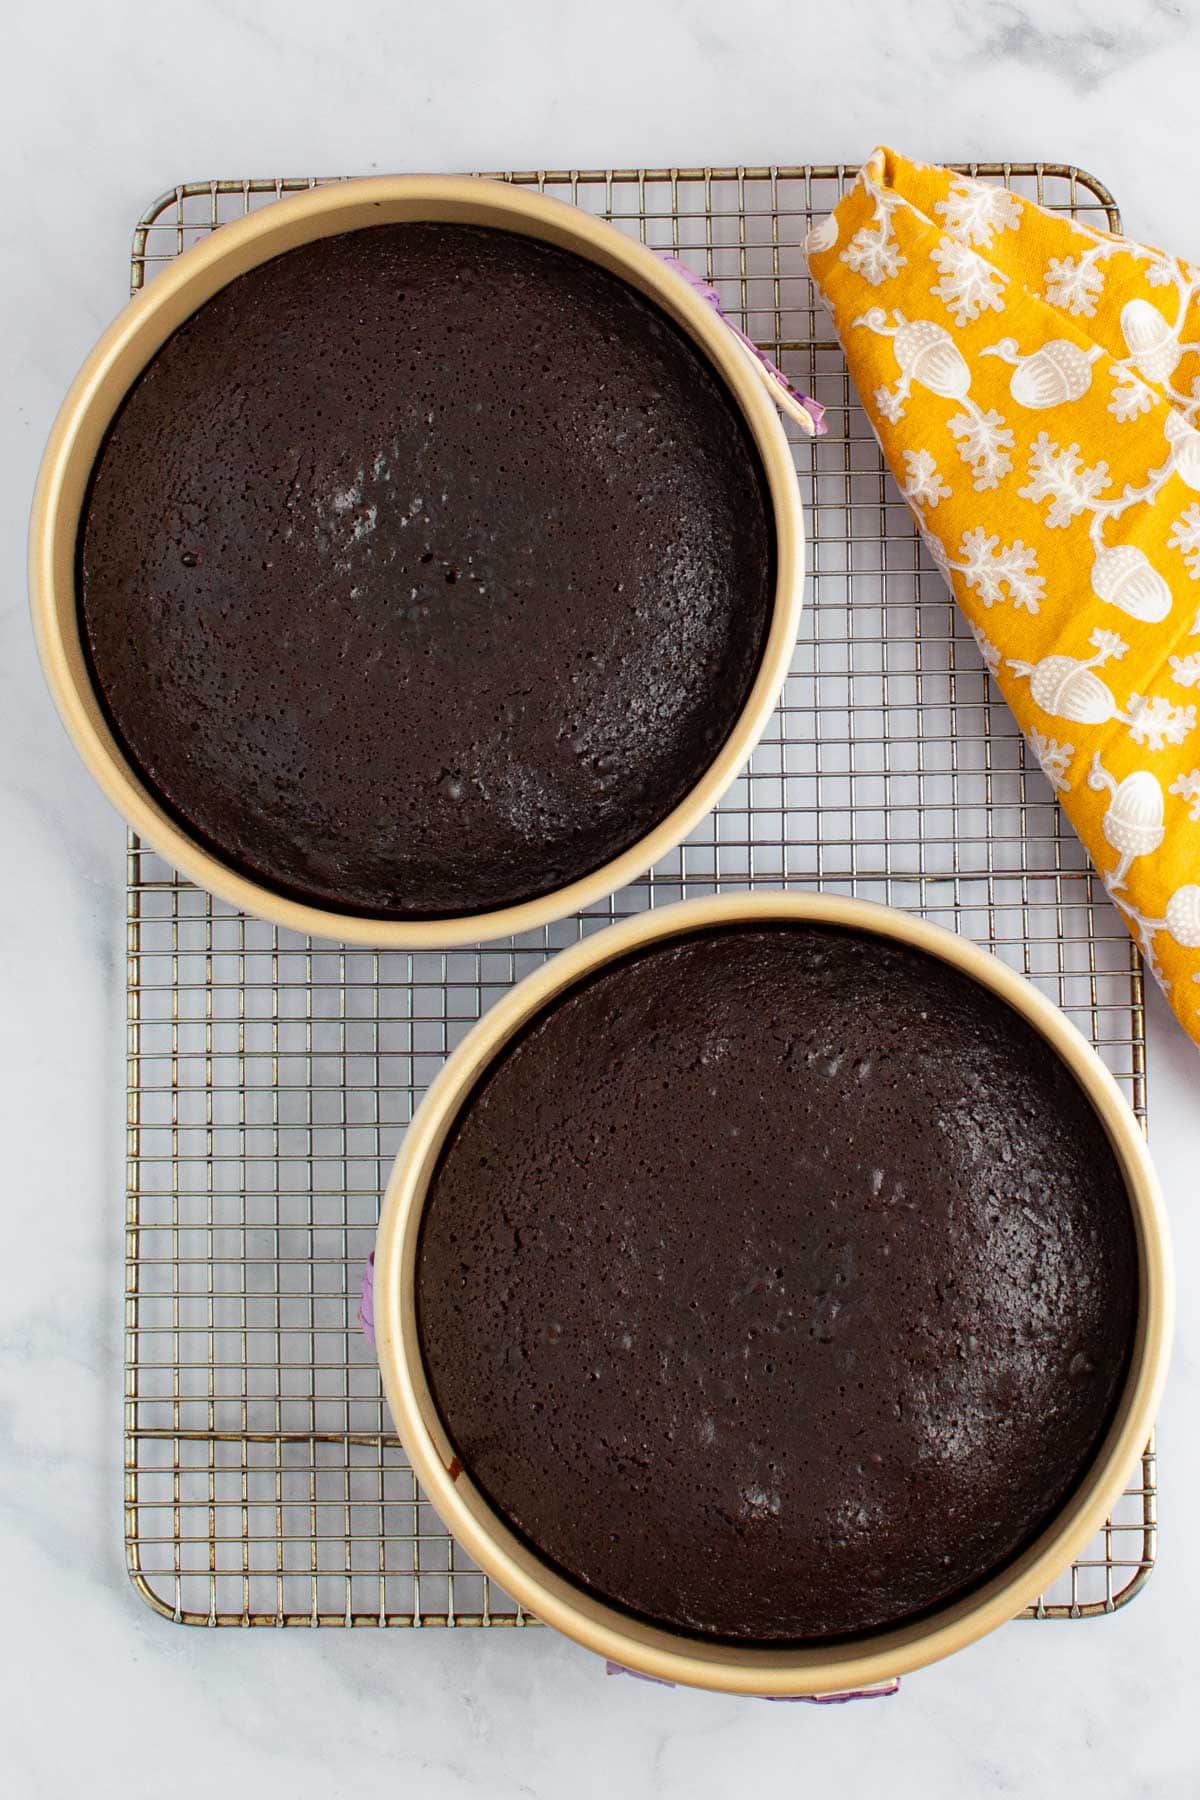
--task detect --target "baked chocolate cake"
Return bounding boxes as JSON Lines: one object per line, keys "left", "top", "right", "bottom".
{"left": 416, "top": 924, "right": 1138, "bottom": 1642}
{"left": 78, "top": 223, "right": 774, "bottom": 917}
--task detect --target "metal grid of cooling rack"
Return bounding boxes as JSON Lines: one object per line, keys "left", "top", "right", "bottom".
{"left": 125, "top": 163, "right": 1156, "bottom": 1630}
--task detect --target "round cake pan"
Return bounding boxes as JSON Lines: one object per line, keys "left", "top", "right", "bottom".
{"left": 373, "top": 891, "right": 1172, "bottom": 1696}
{"left": 29, "top": 178, "right": 804, "bottom": 948}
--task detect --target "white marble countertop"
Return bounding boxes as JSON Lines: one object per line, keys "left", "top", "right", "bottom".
{"left": 3, "top": 2, "right": 1199, "bottom": 1793}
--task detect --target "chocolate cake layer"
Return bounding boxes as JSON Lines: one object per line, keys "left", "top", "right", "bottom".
{"left": 79, "top": 223, "right": 774, "bottom": 917}
{"left": 417, "top": 924, "right": 1137, "bottom": 1641}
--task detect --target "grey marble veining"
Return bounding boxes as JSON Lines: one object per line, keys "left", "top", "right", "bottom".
{"left": 2, "top": 2, "right": 1199, "bottom": 1794}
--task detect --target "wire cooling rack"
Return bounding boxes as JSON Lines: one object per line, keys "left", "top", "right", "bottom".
{"left": 125, "top": 163, "right": 1156, "bottom": 1630}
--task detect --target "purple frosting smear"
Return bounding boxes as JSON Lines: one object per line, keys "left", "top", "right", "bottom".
{"left": 658, "top": 254, "right": 826, "bottom": 436}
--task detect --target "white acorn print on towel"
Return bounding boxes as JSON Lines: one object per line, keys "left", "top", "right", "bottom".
{"left": 964, "top": 622, "right": 1078, "bottom": 797}
{"left": 1105, "top": 871, "right": 1200, "bottom": 995}
{"left": 1091, "top": 545, "right": 1173, "bottom": 625}
{"left": 856, "top": 311, "right": 970, "bottom": 408}
{"left": 1007, "top": 628, "right": 1196, "bottom": 747}
{"left": 1121, "top": 298, "right": 1184, "bottom": 385}
{"left": 1018, "top": 430, "right": 1179, "bottom": 622}
{"left": 855, "top": 309, "right": 1013, "bottom": 488}
{"left": 1087, "top": 754, "right": 1166, "bottom": 892}
{"left": 969, "top": 621, "right": 1078, "bottom": 802}
{"left": 981, "top": 337, "right": 1102, "bottom": 410}
{"left": 1030, "top": 214, "right": 1200, "bottom": 442}
{"left": 1161, "top": 887, "right": 1200, "bottom": 947}
{"left": 1085, "top": 743, "right": 1200, "bottom": 1014}
{"left": 968, "top": 615, "right": 1079, "bottom": 793}
{"left": 1007, "top": 629, "right": 1127, "bottom": 725}
{"left": 1108, "top": 254, "right": 1200, "bottom": 421}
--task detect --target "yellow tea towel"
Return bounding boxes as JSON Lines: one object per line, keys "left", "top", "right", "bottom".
{"left": 807, "top": 148, "right": 1200, "bottom": 1047}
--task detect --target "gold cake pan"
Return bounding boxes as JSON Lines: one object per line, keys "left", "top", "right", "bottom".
{"left": 372, "top": 891, "right": 1173, "bottom": 1696}
{"left": 30, "top": 177, "right": 804, "bottom": 948}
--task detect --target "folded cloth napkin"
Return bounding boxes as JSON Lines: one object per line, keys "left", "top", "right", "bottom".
{"left": 807, "top": 148, "right": 1200, "bottom": 1047}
